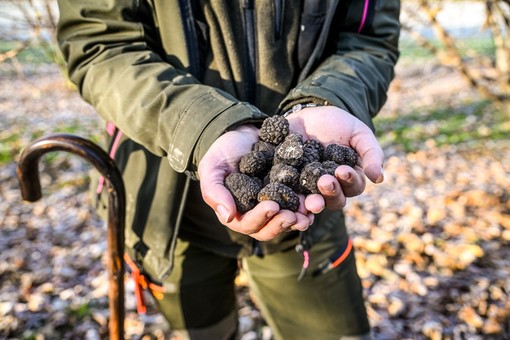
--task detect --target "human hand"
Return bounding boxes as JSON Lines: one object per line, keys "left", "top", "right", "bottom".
{"left": 198, "top": 124, "right": 313, "bottom": 241}
{"left": 286, "top": 106, "right": 384, "bottom": 213}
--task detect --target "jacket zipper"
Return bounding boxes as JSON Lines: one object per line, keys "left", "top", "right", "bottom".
{"left": 274, "top": 0, "right": 285, "bottom": 40}
{"left": 243, "top": 0, "right": 257, "bottom": 104}
{"left": 179, "top": 0, "right": 202, "bottom": 79}
{"left": 297, "top": 0, "right": 339, "bottom": 83}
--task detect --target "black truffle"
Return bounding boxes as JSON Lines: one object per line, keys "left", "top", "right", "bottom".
{"left": 302, "top": 139, "right": 324, "bottom": 164}
{"left": 258, "top": 182, "right": 300, "bottom": 212}
{"left": 224, "top": 116, "right": 360, "bottom": 215}
{"left": 225, "top": 173, "right": 262, "bottom": 214}
{"left": 239, "top": 151, "right": 268, "bottom": 177}
{"left": 323, "top": 144, "right": 359, "bottom": 168}
{"left": 299, "top": 161, "right": 327, "bottom": 194}
{"left": 268, "top": 163, "right": 300, "bottom": 190}
{"left": 322, "top": 160, "right": 339, "bottom": 176}
{"left": 252, "top": 140, "right": 276, "bottom": 164}
{"left": 275, "top": 133, "right": 305, "bottom": 168}
{"left": 252, "top": 176, "right": 264, "bottom": 189}
{"left": 259, "top": 115, "right": 289, "bottom": 145}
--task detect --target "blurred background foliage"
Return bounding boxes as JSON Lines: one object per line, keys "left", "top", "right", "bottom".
{"left": 0, "top": 0, "right": 509, "bottom": 104}
{"left": 0, "top": 0, "right": 508, "bottom": 160}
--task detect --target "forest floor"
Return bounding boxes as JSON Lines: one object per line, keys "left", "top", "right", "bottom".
{"left": 0, "top": 57, "right": 509, "bottom": 339}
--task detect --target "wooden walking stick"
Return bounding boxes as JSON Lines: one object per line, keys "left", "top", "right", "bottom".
{"left": 16, "top": 133, "right": 125, "bottom": 340}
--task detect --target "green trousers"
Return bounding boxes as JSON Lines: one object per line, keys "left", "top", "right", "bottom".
{"left": 151, "top": 224, "right": 371, "bottom": 340}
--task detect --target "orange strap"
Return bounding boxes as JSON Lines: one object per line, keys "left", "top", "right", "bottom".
{"left": 331, "top": 238, "right": 353, "bottom": 268}
{"left": 147, "top": 282, "right": 166, "bottom": 301}
{"left": 124, "top": 253, "right": 147, "bottom": 314}
{"left": 124, "top": 253, "right": 168, "bottom": 314}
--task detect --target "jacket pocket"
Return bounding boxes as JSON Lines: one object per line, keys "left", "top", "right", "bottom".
{"left": 94, "top": 130, "right": 188, "bottom": 282}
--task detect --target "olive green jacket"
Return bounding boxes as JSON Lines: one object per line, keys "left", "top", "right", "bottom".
{"left": 57, "top": 0, "right": 400, "bottom": 282}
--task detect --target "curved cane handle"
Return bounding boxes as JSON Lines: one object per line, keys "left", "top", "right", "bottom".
{"left": 16, "top": 133, "right": 125, "bottom": 340}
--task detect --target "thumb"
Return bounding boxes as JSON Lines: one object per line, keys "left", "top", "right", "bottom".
{"left": 201, "top": 180, "right": 236, "bottom": 223}
{"left": 198, "top": 162, "right": 237, "bottom": 223}
{"left": 350, "top": 122, "right": 385, "bottom": 184}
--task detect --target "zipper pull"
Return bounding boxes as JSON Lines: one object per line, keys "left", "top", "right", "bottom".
{"left": 295, "top": 234, "right": 310, "bottom": 281}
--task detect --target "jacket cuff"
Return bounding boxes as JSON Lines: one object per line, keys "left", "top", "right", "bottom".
{"left": 165, "top": 89, "right": 266, "bottom": 173}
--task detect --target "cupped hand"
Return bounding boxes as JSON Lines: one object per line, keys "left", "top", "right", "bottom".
{"left": 198, "top": 124, "right": 313, "bottom": 241}
{"left": 286, "top": 106, "right": 385, "bottom": 213}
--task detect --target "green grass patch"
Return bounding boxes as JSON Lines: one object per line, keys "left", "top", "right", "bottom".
{"left": 68, "top": 303, "right": 92, "bottom": 320}
{"left": 399, "top": 36, "right": 496, "bottom": 64}
{"left": 0, "top": 118, "right": 103, "bottom": 166}
{"left": 0, "top": 40, "right": 57, "bottom": 64}
{"left": 457, "top": 37, "right": 496, "bottom": 57}
{"left": 375, "top": 100, "right": 509, "bottom": 152}
{"left": 0, "top": 126, "right": 45, "bottom": 165}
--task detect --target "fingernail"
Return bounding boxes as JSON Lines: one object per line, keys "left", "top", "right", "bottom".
{"left": 375, "top": 168, "right": 384, "bottom": 183}
{"left": 308, "top": 213, "right": 315, "bottom": 225}
{"left": 324, "top": 183, "right": 335, "bottom": 193}
{"left": 280, "top": 222, "right": 292, "bottom": 230}
{"left": 293, "top": 223, "right": 309, "bottom": 232}
{"left": 339, "top": 172, "right": 350, "bottom": 181}
{"left": 267, "top": 209, "right": 278, "bottom": 218}
{"left": 217, "top": 205, "right": 231, "bottom": 222}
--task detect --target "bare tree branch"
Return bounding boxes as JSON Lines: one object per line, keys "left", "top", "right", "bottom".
{"left": 414, "top": 0, "right": 510, "bottom": 102}
{"left": 0, "top": 39, "right": 33, "bottom": 63}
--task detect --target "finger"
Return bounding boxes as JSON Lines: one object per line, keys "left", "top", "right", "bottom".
{"left": 200, "top": 174, "right": 238, "bottom": 223}
{"left": 335, "top": 165, "right": 366, "bottom": 197}
{"left": 317, "top": 175, "right": 346, "bottom": 210}
{"left": 306, "top": 212, "right": 315, "bottom": 226}
{"left": 304, "top": 194, "right": 325, "bottom": 214}
{"left": 252, "top": 212, "right": 311, "bottom": 241}
{"left": 225, "top": 201, "right": 280, "bottom": 234}
{"left": 239, "top": 201, "right": 281, "bottom": 233}
{"left": 296, "top": 194, "right": 314, "bottom": 218}
{"left": 350, "top": 121, "right": 385, "bottom": 184}
{"left": 288, "top": 213, "right": 312, "bottom": 232}
{"left": 249, "top": 209, "right": 299, "bottom": 241}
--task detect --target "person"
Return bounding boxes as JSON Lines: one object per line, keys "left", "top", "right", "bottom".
{"left": 56, "top": 0, "right": 400, "bottom": 339}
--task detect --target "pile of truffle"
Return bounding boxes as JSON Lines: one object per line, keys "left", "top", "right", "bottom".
{"left": 224, "top": 115, "right": 359, "bottom": 213}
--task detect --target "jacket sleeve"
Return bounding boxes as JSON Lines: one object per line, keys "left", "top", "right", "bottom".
{"left": 279, "top": 0, "right": 400, "bottom": 131}
{"left": 56, "top": 0, "right": 266, "bottom": 174}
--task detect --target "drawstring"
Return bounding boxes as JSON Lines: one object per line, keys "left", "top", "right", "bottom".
{"left": 296, "top": 246, "right": 310, "bottom": 281}
{"left": 161, "top": 174, "right": 191, "bottom": 281}
{"left": 295, "top": 232, "right": 310, "bottom": 281}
